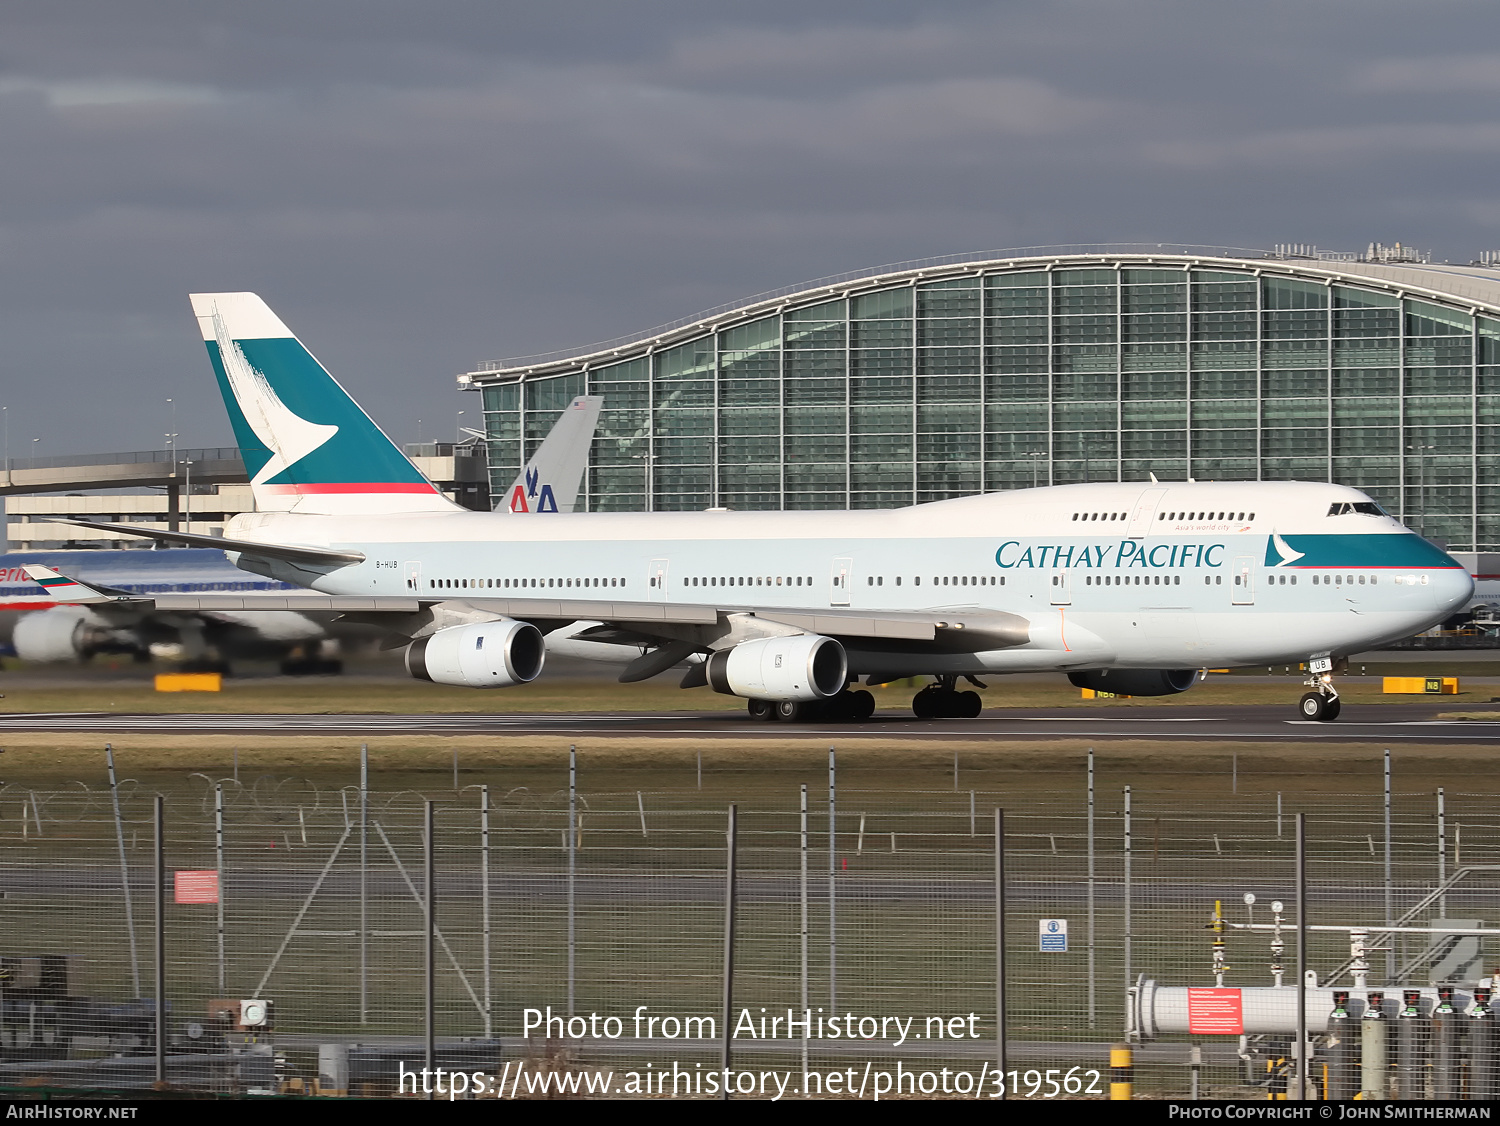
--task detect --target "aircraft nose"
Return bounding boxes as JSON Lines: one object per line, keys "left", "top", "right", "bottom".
{"left": 1436, "top": 563, "right": 1475, "bottom": 612}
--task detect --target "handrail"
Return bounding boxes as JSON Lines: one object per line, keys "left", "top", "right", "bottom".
{"left": 1317, "top": 864, "right": 1500, "bottom": 985}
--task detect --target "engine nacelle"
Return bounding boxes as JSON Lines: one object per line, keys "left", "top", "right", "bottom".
{"left": 706, "top": 634, "right": 847, "bottom": 702}
{"left": 405, "top": 619, "right": 545, "bottom": 688}
{"left": 12, "top": 607, "right": 124, "bottom": 662}
{"left": 1068, "top": 668, "right": 1197, "bottom": 697}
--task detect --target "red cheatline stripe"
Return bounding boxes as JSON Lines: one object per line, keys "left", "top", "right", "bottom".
{"left": 258, "top": 482, "right": 440, "bottom": 495}
{"left": 0, "top": 601, "right": 60, "bottom": 611}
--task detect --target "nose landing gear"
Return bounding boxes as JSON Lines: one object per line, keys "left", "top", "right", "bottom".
{"left": 1298, "top": 656, "right": 1342, "bottom": 721}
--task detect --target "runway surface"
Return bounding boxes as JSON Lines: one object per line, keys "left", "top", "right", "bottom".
{"left": 1, "top": 701, "right": 1497, "bottom": 741}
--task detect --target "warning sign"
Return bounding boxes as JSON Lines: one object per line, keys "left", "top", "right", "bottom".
{"left": 174, "top": 870, "right": 219, "bottom": 904}
{"left": 1038, "top": 918, "right": 1068, "bottom": 952}
{"left": 1186, "top": 988, "right": 1243, "bottom": 1034}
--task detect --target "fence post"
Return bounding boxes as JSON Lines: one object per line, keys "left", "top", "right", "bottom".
{"left": 1384, "top": 751, "right": 1395, "bottom": 982}
{"left": 1296, "top": 812, "right": 1308, "bottom": 1099}
{"left": 568, "top": 744, "right": 577, "bottom": 1018}
{"left": 1437, "top": 788, "right": 1447, "bottom": 917}
{"left": 153, "top": 794, "right": 165, "bottom": 1087}
{"left": 1087, "top": 749, "right": 1096, "bottom": 1030}
{"left": 1123, "top": 785, "right": 1132, "bottom": 1012}
{"left": 481, "top": 784, "right": 492, "bottom": 1038}
{"left": 424, "top": 799, "right": 435, "bottom": 1099}
{"left": 360, "top": 743, "right": 369, "bottom": 1024}
{"left": 721, "top": 804, "right": 738, "bottom": 1101}
{"left": 799, "top": 784, "right": 809, "bottom": 1087}
{"left": 995, "top": 807, "right": 1007, "bottom": 1098}
{"left": 106, "top": 745, "right": 141, "bottom": 997}
{"left": 215, "top": 783, "right": 225, "bottom": 994}
{"left": 828, "top": 746, "right": 837, "bottom": 1013}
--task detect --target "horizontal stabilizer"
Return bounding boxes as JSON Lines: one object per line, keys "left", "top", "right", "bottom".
{"left": 20, "top": 565, "right": 140, "bottom": 606}
{"left": 58, "top": 519, "right": 365, "bottom": 565}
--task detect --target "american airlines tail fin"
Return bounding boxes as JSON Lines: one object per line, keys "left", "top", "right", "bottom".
{"left": 502, "top": 395, "right": 603, "bottom": 514}
{"left": 190, "top": 292, "right": 457, "bottom": 516}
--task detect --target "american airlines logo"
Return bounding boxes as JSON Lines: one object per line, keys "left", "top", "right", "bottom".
{"left": 508, "top": 467, "right": 560, "bottom": 514}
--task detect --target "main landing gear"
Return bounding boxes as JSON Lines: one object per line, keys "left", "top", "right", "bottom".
{"left": 746, "top": 687, "right": 876, "bottom": 723}
{"left": 912, "top": 675, "right": 984, "bottom": 719}
{"left": 1298, "top": 656, "right": 1342, "bottom": 722}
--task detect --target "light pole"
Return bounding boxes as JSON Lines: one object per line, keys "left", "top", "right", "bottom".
{"left": 1027, "top": 449, "right": 1045, "bottom": 489}
{"left": 456, "top": 410, "right": 465, "bottom": 445}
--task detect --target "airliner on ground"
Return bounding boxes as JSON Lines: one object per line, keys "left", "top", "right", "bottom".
{"left": 32, "top": 292, "right": 1473, "bottom": 722}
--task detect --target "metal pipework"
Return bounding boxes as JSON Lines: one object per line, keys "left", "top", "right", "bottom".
{"left": 1131, "top": 981, "right": 1472, "bottom": 1039}
{"left": 1361, "top": 991, "right": 1388, "bottom": 1101}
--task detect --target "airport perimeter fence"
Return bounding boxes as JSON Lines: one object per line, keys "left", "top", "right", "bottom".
{"left": 0, "top": 755, "right": 1490, "bottom": 1099}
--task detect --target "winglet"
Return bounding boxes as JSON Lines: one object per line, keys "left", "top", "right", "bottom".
{"left": 21, "top": 565, "right": 127, "bottom": 605}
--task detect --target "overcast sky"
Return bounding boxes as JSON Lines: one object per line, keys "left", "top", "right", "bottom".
{"left": 4, "top": 0, "right": 1500, "bottom": 456}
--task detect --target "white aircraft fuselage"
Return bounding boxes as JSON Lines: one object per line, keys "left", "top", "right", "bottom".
{"left": 226, "top": 479, "right": 1471, "bottom": 677}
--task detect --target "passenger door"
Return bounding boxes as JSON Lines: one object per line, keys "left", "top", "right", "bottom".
{"left": 830, "top": 556, "right": 853, "bottom": 606}
{"left": 648, "top": 557, "right": 670, "bottom": 602}
{"left": 1231, "top": 555, "right": 1254, "bottom": 605}
{"left": 1127, "top": 488, "right": 1167, "bottom": 539}
{"left": 403, "top": 560, "right": 422, "bottom": 593}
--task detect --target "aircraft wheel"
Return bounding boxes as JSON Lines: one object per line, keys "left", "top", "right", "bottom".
{"left": 912, "top": 686, "right": 939, "bottom": 719}
{"left": 776, "top": 699, "right": 811, "bottom": 722}
{"left": 848, "top": 689, "right": 876, "bottom": 721}
{"left": 1324, "top": 698, "right": 1342, "bottom": 721}
{"left": 956, "top": 690, "right": 982, "bottom": 719}
{"left": 748, "top": 699, "right": 776, "bottom": 722}
{"left": 1299, "top": 692, "right": 1334, "bottom": 721}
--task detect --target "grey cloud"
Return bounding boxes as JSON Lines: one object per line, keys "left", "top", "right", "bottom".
{"left": 1349, "top": 53, "right": 1500, "bottom": 94}
{"left": 3, "top": 1, "right": 1500, "bottom": 456}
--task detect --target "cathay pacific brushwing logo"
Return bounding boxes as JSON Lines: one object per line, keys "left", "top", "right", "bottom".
{"left": 1268, "top": 533, "right": 1306, "bottom": 567}
{"left": 212, "top": 309, "right": 338, "bottom": 485}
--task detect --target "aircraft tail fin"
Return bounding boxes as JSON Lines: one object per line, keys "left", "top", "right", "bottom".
{"left": 190, "top": 292, "right": 457, "bottom": 516}
{"left": 501, "top": 395, "right": 603, "bottom": 514}
{"left": 20, "top": 565, "right": 135, "bottom": 605}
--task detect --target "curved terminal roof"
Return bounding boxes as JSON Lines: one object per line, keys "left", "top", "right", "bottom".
{"left": 460, "top": 245, "right": 1500, "bottom": 385}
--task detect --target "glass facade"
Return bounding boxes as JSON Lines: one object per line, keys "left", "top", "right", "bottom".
{"left": 473, "top": 255, "right": 1500, "bottom": 550}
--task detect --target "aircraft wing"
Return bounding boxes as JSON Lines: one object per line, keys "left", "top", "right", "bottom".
{"left": 24, "top": 570, "right": 1027, "bottom": 648}
{"left": 56, "top": 519, "right": 366, "bottom": 565}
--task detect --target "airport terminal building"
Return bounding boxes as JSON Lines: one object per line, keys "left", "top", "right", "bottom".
{"left": 462, "top": 245, "right": 1500, "bottom": 552}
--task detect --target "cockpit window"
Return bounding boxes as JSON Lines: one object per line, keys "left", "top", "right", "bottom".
{"left": 1327, "top": 501, "right": 1388, "bottom": 517}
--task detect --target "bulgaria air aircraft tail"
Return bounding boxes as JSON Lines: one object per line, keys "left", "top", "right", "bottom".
{"left": 191, "top": 292, "right": 457, "bottom": 516}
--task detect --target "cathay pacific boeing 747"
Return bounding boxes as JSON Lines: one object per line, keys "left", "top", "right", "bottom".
{"left": 35, "top": 292, "right": 1473, "bottom": 723}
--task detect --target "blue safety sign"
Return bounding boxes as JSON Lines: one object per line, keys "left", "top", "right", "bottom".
{"left": 1039, "top": 918, "right": 1068, "bottom": 952}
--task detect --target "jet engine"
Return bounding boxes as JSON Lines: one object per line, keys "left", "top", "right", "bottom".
{"left": 706, "top": 634, "right": 847, "bottom": 702}
{"left": 12, "top": 606, "right": 136, "bottom": 663}
{"left": 405, "top": 619, "right": 545, "bottom": 688}
{"left": 1068, "top": 669, "right": 1197, "bottom": 697}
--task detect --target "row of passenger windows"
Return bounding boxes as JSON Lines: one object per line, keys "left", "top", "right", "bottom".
{"left": 1084, "top": 574, "right": 1183, "bottom": 586}
{"left": 426, "top": 577, "right": 626, "bottom": 591}
{"left": 1072, "top": 511, "right": 1127, "bottom": 522}
{"left": 1161, "top": 510, "right": 1254, "bottom": 522}
{"left": 684, "top": 575, "right": 812, "bottom": 588}
{"left": 866, "top": 576, "right": 1004, "bottom": 587}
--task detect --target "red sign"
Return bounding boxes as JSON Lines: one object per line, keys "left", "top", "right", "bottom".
{"left": 174, "top": 870, "right": 219, "bottom": 904}
{"left": 1186, "top": 988, "right": 1243, "bottom": 1034}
